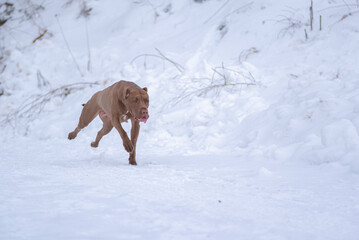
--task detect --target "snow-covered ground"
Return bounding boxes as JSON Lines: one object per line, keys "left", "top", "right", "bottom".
{"left": 1, "top": 137, "right": 359, "bottom": 239}
{"left": 1, "top": 0, "right": 359, "bottom": 239}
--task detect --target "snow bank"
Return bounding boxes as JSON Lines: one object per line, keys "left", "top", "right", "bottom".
{"left": 1, "top": 0, "right": 359, "bottom": 169}
{"left": 1, "top": 1, "right": 359, "bottom": 238}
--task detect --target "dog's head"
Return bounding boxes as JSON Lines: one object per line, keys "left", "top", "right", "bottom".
{"left": 123, "top": 87, "right": 149, "bottom": 123}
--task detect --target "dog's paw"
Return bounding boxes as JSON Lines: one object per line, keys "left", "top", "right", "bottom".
{"left": 68, "top": 132, "right": 77, "bottom": 140}
{"left": 91, "top": 142, "right": 98, "bottom": 148}
{"left": 129, "top": 160, "right": 137, "bottom": 165}
{"left": 129, "top": 156, "right": 137, "bottom": 165}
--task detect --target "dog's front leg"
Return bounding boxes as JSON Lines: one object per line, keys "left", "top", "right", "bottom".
{"left": 112, "top": 116, "right": 133, "bottom": 153}
{"left": 129, "top": 119, "right": 140, "bottom": 165}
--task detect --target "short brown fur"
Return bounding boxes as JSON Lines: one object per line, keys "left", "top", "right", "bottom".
{"left": 68, "top": 80, "right": 149, "bottom": 165}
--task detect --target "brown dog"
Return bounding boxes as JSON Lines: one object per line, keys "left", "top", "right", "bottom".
{"left": 68, "top": 80, "right": 149, "bottom": 165}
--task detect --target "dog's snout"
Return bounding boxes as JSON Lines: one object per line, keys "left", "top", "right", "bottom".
{"left": 141, "top": 108, "right": 148, "bottom": 115}
{"left": 141, "top": 108, "right": 149, "bottom": 119}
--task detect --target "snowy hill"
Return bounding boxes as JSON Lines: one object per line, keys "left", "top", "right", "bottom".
{"left": 1, "top": 0, "right": 359, "bottom": 239}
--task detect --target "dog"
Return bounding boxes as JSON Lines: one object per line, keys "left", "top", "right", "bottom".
{"left": 68, "top": 80, "right": 149, "bottom": 165}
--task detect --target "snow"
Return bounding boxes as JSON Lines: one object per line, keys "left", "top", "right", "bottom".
{"left": 1, "top": 0, "right": 359, "bottom": 239}
{"left": 2, "top": 138, "right": 359, "bottom": 240}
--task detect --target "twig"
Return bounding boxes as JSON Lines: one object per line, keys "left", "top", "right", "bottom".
{"left": 85, "top": 17, "right": 91, "bottom": 72}
{"left": 177, "top": 82, "right": 255, "bottom": 102}
{"left": 310, "top": 0, "right": 313, "bottom": 31}
{"left": 131, "top": 49, "right": 184, "bottom": 73}
{"left": 155, "top": 48, "right": 184, "bottom": 73}
{"left": 212, "top": 67, "right": 226, "bottom": 80}
{"left": 32, "top": 29, "right": 47, "bottom": 43}
{"left": 238, "top": 47, "right": 259, "bottom": 63}
{"left": 203, "top": 0, "right": 230, "bottom": 24}
{"left": 319, "top": 15, "right": 322, "bottom": 31}
{"left": 342, "top": 0, "right": 351, "bottom": 10}
{"left": 131, "top": 54, "right": 165, "bottom": 64}
{"left": 275, "top": 13, "right": 303, "bottom": 38}
{"left": 36, "top": 70, "right": 50, "bottom": 88}
{"left": 55, "top": 14, "right": 84, "bottom": 77}
{"left": 329, "top": 10, "right": 359, "bottom": 28}
{"left": 223, "top": 2, "right": 254, "bottom": 19}
{"left": 318, "top": 4, "right": 358, "bottom": 12}
{"left": 0, "top": 65, "right": 6, "bottom": 74}
{"left": 173, "top": 64, "right": 256, "bottom": 105}
{"left": 146, "top": 0, "right": 160, "bottom": 23}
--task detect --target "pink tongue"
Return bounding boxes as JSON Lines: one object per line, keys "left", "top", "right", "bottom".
{"left": 140, "top": 118, "right": 147, "bottom": 123}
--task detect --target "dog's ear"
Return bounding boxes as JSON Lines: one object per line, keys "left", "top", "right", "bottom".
{"left": 143, "top": 87, "right": 147, "bottom": 92}
{"left": 125, "top": 88, "right": 131, "bottom": 99}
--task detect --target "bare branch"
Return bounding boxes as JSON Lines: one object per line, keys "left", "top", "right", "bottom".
{"left": 203, "top": 0, "right": 230, "bottom": 24}
{"left": 131, "top": 48, "right": 184, "bottom": 73}
{"left": 55, "top": 14, "right": 84, "bottom": 77}
{"left": 173, "top": 63, "right": 256, "bottom": 105}
{"left": 329, "top": 10, "right": 359, "bottom": 28}
{"left": 155, "top": 48, "right": 184, "bottom": 73}
{"left": 318, "top": 4, "right": 359, "bottom": 12}
{"left": 1, "top": 81, "right": 99, "bottom": 126}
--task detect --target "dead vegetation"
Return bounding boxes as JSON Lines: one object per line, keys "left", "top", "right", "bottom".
{"left": 130, "top": 48, "right": 256, "bottom": 105}
{"left": 131, "top": 48, "right": 185, "bottom": 73}
{"left": 274, "top": 7, "right": 304, "bottom": 38}
{"left": 1, "top": 82, "right": 99, "bottom": 127}
{"left": 174, "top": 63, "right": 256, "bottom": 105}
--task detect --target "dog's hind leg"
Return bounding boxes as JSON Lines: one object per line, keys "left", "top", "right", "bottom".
{"left": 91, "top": 114, "right": 113, "bottom": 148}
{"left": 68, "top": 93, "right": 101, "bottom": 140}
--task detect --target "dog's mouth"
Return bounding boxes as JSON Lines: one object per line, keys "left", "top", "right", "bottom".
{"left": 133, "top": 108, "right": 149, "bottom": 123}
{"left": 135, "top": 117, "right": 148, "bottom": 123}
